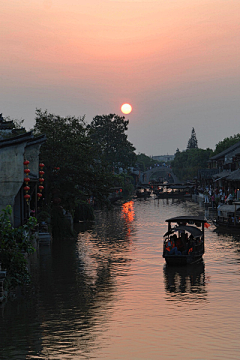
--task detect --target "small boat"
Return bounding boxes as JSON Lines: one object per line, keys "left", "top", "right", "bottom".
{"left": 213, "top": 202, "right": 240, "bottom": 231}
{"left": 156, "top": 184, "right": 193, "bottom": 199}
{"left": 162, "top": 216, "right": 207, "bottom": 266}
{"left": 136, "top": 186, "right": 151, "bottom": 198}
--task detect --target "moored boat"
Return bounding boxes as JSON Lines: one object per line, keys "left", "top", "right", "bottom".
{"left": 213, "top": 202, "right": 240, "bottom": 231}
{"left": 156, "top": 184, "right": 193, "bottom": 199}
{"left": 136, "top": 186, "right": 151, "bottom": 198}
{"left": 162, "top": 216, "right": 208, "bottom": 266}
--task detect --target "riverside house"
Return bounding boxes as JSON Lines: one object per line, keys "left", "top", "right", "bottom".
{"left": 0, "top": 128, "right": 46, "bottom": 227}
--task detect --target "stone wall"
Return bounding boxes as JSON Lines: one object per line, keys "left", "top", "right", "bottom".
{"left": 0, "top": 142, "right": 27, "bottom": 216}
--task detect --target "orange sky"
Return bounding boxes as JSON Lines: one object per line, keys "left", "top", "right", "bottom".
{"left": 1, "top": 0, "right": 240, "bottom": 154}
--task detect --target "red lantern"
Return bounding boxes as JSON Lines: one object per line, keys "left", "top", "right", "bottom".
{"left": 24, "top": 177, "right": 30, "bottom": 184}
{"left": 24, "top": 168, "right": 30, "bottom": 175}
{"left": 23, "top": 160, "right": 30, "bottom": 167}
{"left": 39, "top": 178, "right": 45, "bottom": 183}
{"left": 24, "top": 194, "right": 30, "bottom": 202}
{"left": 37, "top": 193, "right": 42, "bottom": 199}
{"left": 39, "top": 185, "right": 44, "bottom": 192}
{"left": 24, "top": 186, "right": 30, "bottom": 192}
{"left": 39, "top": 163, "right": 45, "bottom": 169}
{"left": 39, "top": 170, "right": 45, "bottom": 176}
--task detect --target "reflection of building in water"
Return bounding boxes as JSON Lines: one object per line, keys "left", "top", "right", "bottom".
{"left": 121, "top": 201, "right": 135, "bottom": 237}
{"left": 163, "top": 261, "right": 207, "bottom": 302}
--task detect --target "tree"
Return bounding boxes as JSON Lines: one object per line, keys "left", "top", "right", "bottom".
{"left": 187, "top": 128, "right": 198, "bottom": 149}
{"left": 33, "top": 109, "right": 117, "bottom": 217}
{"left": 135, "top": 153, "right": 159, "bottom": 171}
{"left": 213, "top": 133, "right": 240, "bottom": 156}
{"left": 171, "top": 148, "right": 213, "bottom": 181}
{"left": 0, "top": 206, "right": 37, "bottom": 289}
{"left": 88, "top": 114, "right": 136, "bottom": 173}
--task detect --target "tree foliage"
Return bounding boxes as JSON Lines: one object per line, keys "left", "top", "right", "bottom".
{"left": 88, "top": 114, "right": 136, "bottom": 173}
{"left": 213, "top": 133, "right": 240, "bottom": 156}
{"left": 187, "top": 128, "right": 198, "bottom": 149}
{"left": 33, "top": 109, "right": 119, "bottom": 212}
{"left": 0, "top": 206, "right": 37, "bottom": 289}
{"left": 135, "top": 153, "right": 158, "bottom": 172}
{"left": 171, "top": 148, "right": 213, "bottom": 181}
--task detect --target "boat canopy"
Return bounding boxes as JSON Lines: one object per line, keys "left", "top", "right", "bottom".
{"left": 165, "top": 216, "right": 206, "bottom": 223}
{"left": 218, "top": 204, "right": 240, "bottom": 216}
{"left": 167, "top": 185, "right": 193, "bottom": 190}
{"left": 164, "top": 225, "right": 204, "bottom": 238}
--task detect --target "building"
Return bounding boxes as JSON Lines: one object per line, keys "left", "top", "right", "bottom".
{"left": 0, "top": 131, "right": 46, "bottom": 227}
{"left": 152, "top": 155, "right": 175, "bottom": 163}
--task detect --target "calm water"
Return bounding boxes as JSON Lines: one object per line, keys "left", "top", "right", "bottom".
{"left": 1, "top": 198, "right": 240, "bottom": 359}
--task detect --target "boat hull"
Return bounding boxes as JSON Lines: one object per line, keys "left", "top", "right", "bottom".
{"left": 163, "top": 254, "right": 203, "bottom": 266}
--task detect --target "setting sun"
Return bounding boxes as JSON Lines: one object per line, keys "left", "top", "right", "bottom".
{"left": 121, "top": 103, "right": 132, "bottom": 114}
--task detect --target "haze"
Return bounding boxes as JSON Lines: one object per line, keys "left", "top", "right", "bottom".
{"left": 1, "top": 0, "right": 240, "bottom": 155}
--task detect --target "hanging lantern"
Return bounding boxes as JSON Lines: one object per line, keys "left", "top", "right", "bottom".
{"left": 24, "top": 168, "right": 30, "bottom": 175}
{"left": 23, "top": 160, "right": 30, "bottom": 167}
{"left": 39, "top": 163, "right": 45, "bottom": 197}
{"left": 24, "top": 194, "right": 30, "bottom": 203}
{"left": 23, "top": 160, "right": 31, "bottom": 203}
{"left": 24, "top": 177, "right": 30, "bottom": 184}
{"left": 37, "top": 193, "right": 42, "bottom": 200}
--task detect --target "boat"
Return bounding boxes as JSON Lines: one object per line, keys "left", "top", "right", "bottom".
{"left": 162, "top": 216, "right": 207, "bottom": 266}
{"left": 213, "top": 202, "right": 240, "bottom": 231}
{"left": 155, "top": 184, "right": 193, "bottom": 199}
{"left": 136, "top": 186, "right": 151, "bottom": 198}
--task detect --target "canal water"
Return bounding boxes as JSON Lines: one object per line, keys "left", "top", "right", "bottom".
{"left": 1, "top": 198, "right": 240, "bottom": 359}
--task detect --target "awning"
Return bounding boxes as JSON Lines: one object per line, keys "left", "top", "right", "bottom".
{"left": 164, "top": 225, "right": 203, "bottom": 238}
{"left": 213, "top": 170, "right": 231, "bottom": 181}
{"left": 218, "top": 204, "right": 240, "bottom": 213}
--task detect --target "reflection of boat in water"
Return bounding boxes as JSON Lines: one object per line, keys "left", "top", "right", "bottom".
{"left": 163, "top": 216, "right": 208, "bottom": 266}
{"left": 163, "top": 261, "right": 207, "bottom": 299}
{"left": 136, "top": 186, "right": 151, "bottom": 198}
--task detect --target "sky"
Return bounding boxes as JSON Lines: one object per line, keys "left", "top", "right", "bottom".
{"left": 1, "top": 0, "right": 240, "bottom": 156}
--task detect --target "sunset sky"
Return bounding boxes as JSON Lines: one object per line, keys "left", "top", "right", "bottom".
{"left": 1, "top": 0, "right": 240, "bottom": 156}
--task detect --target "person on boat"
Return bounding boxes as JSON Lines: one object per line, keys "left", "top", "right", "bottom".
{"left": 175, "top": 235, "right": 184, "bottom": 252}
{"left": 165, "top": 236, "right": 181, "bottom": 255}
{"left": 182, "top": 234, "right": 193, "bottom": 255}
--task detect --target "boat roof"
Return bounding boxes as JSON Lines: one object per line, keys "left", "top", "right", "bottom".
{"left": 218, "top": 204, "right": 240, "bottom": 213}
{"left": 164, "top": 225, "right": 203, "bottom": 237}
{"left": 167, "top": 185, "right": 193, "bottom": 189}
{"left": 165, "top": 216, "right": 206, "bottom": 223}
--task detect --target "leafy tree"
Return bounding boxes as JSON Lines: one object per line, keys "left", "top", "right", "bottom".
{"left": 0, "top": 206, "right": 37, "bottom": 289}
{"left": 187, "top": 128, "right": 198, "bottom": 149}
{"left": 213, "top": 133, "right": 240, "bottom": 156}
{"left": 136, "top": 153, "right": 159, "bottom": 171}
{"left": 33, "top": 109, "right": 116, "bottom": 217}
{"left": 88, "top": 114, "right": 136, "bottom": 173}
{"left": 171, "top": 148, "right": 213, "bottom": 181}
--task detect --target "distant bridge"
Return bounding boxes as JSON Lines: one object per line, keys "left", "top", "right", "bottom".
{"left": 139, "top": 167, "right": 179, "bottom": 184}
